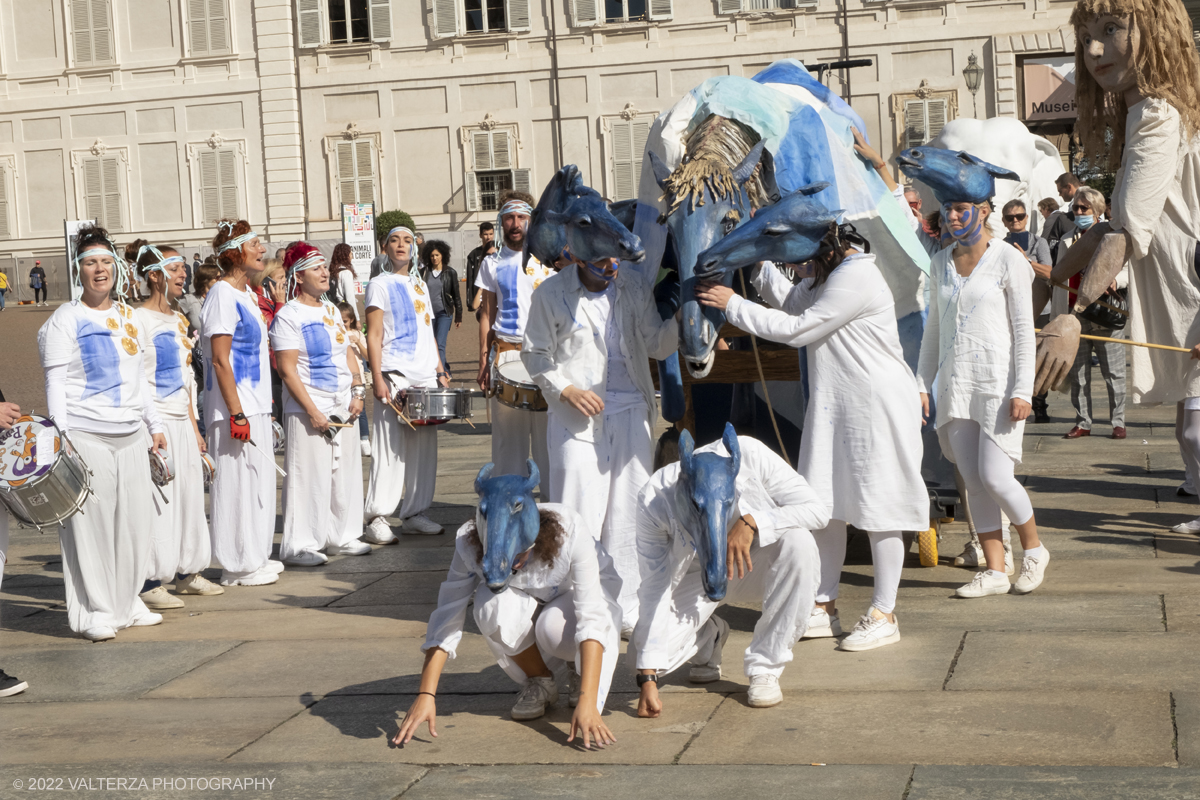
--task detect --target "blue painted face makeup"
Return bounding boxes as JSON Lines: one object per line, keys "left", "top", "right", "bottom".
{"left": 942, "top": 202, "right": 987, "bottom": 246}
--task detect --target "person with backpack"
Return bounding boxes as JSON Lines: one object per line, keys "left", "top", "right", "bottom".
{"left": 29, "top": 261, "right": 47, "bottom": 306}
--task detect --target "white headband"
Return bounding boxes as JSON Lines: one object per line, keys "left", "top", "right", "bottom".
{"left": 73, "top": 245, "right": 131, "bottom": 298}
{"left": 216, "top": 221, "right": 258, "bottom": 255}
{"left": 382, "top": 226, "right": 418, "bottom": 273}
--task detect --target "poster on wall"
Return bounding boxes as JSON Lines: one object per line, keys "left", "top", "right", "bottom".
{"left": 1023, "top": 55, "right": 1077, "bottom": 122}
{"left": 64, "top": 219, "right": 97, "bottom": 302}
{"left": 341, "top": 203, "right": 376, "bottom": 295}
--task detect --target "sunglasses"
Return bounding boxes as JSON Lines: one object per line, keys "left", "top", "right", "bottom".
{"left": 1002, "top": 213, "right": 1027, "bottom": 222}
{"left": 1072, "top": 206, "right": 1091, "bottom": 214}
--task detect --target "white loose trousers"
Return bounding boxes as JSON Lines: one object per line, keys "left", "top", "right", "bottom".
{"left": 208, "top": 413, "right": 277, "bottom": 574}
{"left": 364, "top": 396, "right": 436, "bottom": 521}
{"left": 633, "top": 532, "right": 819, "bottom": 678}
{"left": 147, "top": 416, "right": 210, "bottom": 581}
{"left": 60, "top": 429, "right": 155, "bottom": 633}
{"left": 548, "top": 407, "right": 651, "bottom": 631}
{"left": 281, "top": 411, "right": 364, "bottom": 558}
{"left": 490, "top": 349, "right": 549, "bottom": 496}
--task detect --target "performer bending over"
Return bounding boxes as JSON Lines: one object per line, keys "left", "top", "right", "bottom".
{"left": 634, "top": 426, "right": 828, "bottom": 711}
{"left": 523, "top": 254, "right": 677, "bottom": 632}
{"left": 697, "top": 228, "right": 928, "bottom": 652}
{"left": 204, "top": 220, "right": 280, "bottom": 587}
{"left": 476, "top": 191, "right": 555, "bottom": 495}
{"left": 362, "top": 226, "right": 451, "bottom": 543}
{"left": 271, "top": 242, "right": 370, "bottom": 565}
{"left": 132, "top": 242, "right": 223, "bottom": 608}
{"left": 38, "top": 226, "right": 168, "bottom": 640}
{"left": 394, "top": 462, "right": 621, "bottom": 749}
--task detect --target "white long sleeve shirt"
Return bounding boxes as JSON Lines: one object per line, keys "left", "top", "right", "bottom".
{"left": 634, "top": 435, "right": 829, "bottom": 670}
{"left": 522, "top": 267, "right": 677, "bottom": 442}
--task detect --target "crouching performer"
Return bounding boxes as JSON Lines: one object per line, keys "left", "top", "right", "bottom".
{"left": 394, "top": 460, "right": 623, "bottom": 750}
{"left": 633, "top": 424, "right": 830, "bottom": 713}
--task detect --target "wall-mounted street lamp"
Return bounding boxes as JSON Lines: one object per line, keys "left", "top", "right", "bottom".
{"left": 963, "top": 52, "right": 985, "bottom": 118}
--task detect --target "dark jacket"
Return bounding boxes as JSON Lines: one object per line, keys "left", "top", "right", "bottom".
{"left": 420, "top": 265, "right": 462, "bottom": 323}
{"left": 464, "top": 246, "right": 487, "bottom": 311}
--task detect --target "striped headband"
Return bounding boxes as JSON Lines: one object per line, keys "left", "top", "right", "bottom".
{"left": 381, "top": 226, "right": 418, "bottom": 273}
{"left": 497, "top": 201, "right": 533, "bottom": 251}
{"left": 286, "top": 251, "right": 326, "bottom": 300}
{"left": 216, "top": 221, "right": 259, "bottom": 254}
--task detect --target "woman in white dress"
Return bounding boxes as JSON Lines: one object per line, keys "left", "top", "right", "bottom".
{"left": 38, "top": 225, "right": 169, "bottom": 641}
{"left": 132, "top": 242, "right": 223, "bottom": 609}
{"left": 917, "top": 193, "right": 1048, "bottom": 598}
{"left": 696, "top": 226, "right": 927, "bottom": 653}
{"left": 270, "top": 242, "right": 370, "bottom": 565}
{"left": 202, "top": 220, "right": 280, "bottom": 587}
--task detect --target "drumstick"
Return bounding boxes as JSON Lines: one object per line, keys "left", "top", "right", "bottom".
{"left": 246, "top": 438, "right": 288, "bottom": 477}
{"left": 1035, "top": 329, "right": 1192, "bottom": 354}
{"left": 326, "top": 422, "right": 354, "bottom": 428}
{"left": 386, "top": 399, "right": 415, "bottom": 430}
{"left": 1049, "top": 280, "right": 1129, "bottom": 317}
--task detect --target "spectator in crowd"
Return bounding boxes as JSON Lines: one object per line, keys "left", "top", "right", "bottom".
{"left": 250, "top": 258, "right": 287, "bottom": 422}
{"left": 180, "top": 262, "right": 222, "bottom": 436}
{"left": 420, "top": 239, "right": 462, "bottom": 378}
{"left": 329, "top": 243, "right": 358, "bottom": 307}
{"left": 465, "top": 222, "right": 495, "bottom": 313}
{"left": 1037, "top": 197, "right": 1060, "bottom": 228}
{"left": 903, "top": 188, "right": 922, "bottom": 215}
{"left": 0, "top": 270, "right": 7, "bottom": 311}
{"left": 29, "top": 261, "right": 47, "bottom": 306}
{"left": 1003, "top": 199, "right": 1054, "bottom": 424}
{"left": 192, "top": 253, "right": 202, "bottom": 273}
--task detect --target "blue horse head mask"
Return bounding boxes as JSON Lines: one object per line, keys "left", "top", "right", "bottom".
{"left": 474, "top": 460, "right": 542, "bottom": 593}
{"left": 894, "top": 147, "right": 1020, "bottom": 206}
{"left": 525, "top": 164, "right": 645, "bottom": 269}
{"left": 676, "top": 423, "right": 742, "bottom": 602}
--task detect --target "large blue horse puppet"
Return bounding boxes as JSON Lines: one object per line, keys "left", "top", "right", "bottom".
{"left": 474, "top": 459, "right": 542, "bottom": 593}
{"left": 524, "top": 164, "right": 645, "bottom": 269}
{"left": 676, "top": 423, "right": 741, "bottom": 602}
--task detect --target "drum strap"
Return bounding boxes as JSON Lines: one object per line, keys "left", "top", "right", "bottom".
{"left": 495, "top": 340, "right": 522, "bottom": 356}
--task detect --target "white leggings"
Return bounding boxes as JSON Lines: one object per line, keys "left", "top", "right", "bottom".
{"left": 944, "top": 419, "right": 1033, "bottom": 533}
{"left": 813, "top": 520, "right": 904, "bottom": 614}
{"left": 1176, "top": 403, "right": 1200, "bottom": 493}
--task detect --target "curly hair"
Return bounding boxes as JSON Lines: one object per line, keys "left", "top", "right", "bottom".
{"left": 498, "top": 189, "right": 536, "bottom": 208}
{"left": 1071, "top": 0, "right": 1200, "bottom": 170}
{"left": 75, "top": 224, "right": 115, "bottom": 257}
{"left": 420, "top": 239, "right": 451, "bottom": 270}
{"left": 465, "top": 508, "right": 567, "bottom": 568}
{"left": 211, "top": 219, "right": 255, "bottom": 273}
{"left": 134, "top": 242, "right": 181, "bottom": 283}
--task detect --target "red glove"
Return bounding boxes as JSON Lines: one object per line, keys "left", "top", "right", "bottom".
{"left": 230, "top": 413, "right": 251, "bottom": 441}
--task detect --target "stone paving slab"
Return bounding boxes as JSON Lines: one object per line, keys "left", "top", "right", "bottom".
{"left": 907, "top": 766, "right": 1200, "bottom": 799}
{"left": 1174, "top": 692, "right": 1200, "bottom": 767}
{"left": 890, "top": 594, "right": 1164, "bottom": 632}
{"left": 230, "top": 692, "right": 726, "bottom": 765}
{"left": 318, "top": 546, "right": 454, "bottom": 574}
{"left": 679, "top": 691, "right": 1174, "bottom": 766}
{"left": 0, "top": 697, "right": 308, "bottom": 764}
{"left": 1166, "top": 597, "right": 1200, "bottom": 633}
{"left": 136, "top": 571, "right": 392, "bottom": 612}
{"left": 947, "top": 632, "right": 1200, "bottom": 691}
{"left": 401, "top": 765, "right": 913, "bottom": 800}
{"left": 327, "top": 571, "right": 449, "bottom": 607}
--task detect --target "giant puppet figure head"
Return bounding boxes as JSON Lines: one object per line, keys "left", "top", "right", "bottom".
{"left": 474, "top": 460, "right": 543, "bottom": 593}
{"left": 675, "top": 423, "right": 742, "bottom": 602}
{"left": 525, "top": 165, "right": 645, "bottom": 269}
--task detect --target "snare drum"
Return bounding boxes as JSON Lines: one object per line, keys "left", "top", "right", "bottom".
{"left": 272, "top": 420, "right": 286, "bottom": 453}
{"left": 200, "top": 452, "right": 216, "bottom": 487}
{"left": 0, "top": 415, "right": 93, "bottom": 532}
{"left": 495, "top": 361, "right": 547, "bottom": 412}
{"left": 403, "top": 388, "right": 472, "bottom": 426}
{"left": 149, "top": 448, "right": 175, "bottom": 486}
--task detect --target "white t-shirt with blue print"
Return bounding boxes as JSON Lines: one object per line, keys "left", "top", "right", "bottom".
{"left": 200, "top": 280, "right": 272, "bottom": 424}
{"left": 270, "top": 299, "right": 352, "bottom": 416}
{"left": 365, "top": 271, "right": 439, "bottom": 382}
{"left": 134, "top": 307, "right": 196, "bottom": 420}
{"left": 476, "top": 246, "right": 553, "bottom": 343}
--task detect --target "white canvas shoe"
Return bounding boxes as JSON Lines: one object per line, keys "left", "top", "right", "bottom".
{"left": 327, "top": 540, "right": 372, "bottom": 556}
{"left": 283, "top": 550, "right": 329, "bottom": 567}
{"left": 139, "top": 585, "right": 185, "bottom": 610}
{"left": 83, "top": 627, "right": 116, "bottom": 642}
{"left": 838, "top": 608, "right": 901, "bottom": 652}
{"left": 1012, "top": 548, "right": 1050, "bottom": 595}
{"left": 747, "top": 674, "right": 783, "bottom": 708}
{"left": 174, "top": 573, "right": 224, "bottom": 595}
{"left": 129, "top": 610, "right": 164, "bottom": 627}
{"left": 360, "top": 438, "right": 372, "bottom": 457}
{"left": 688, "top": 615, "right": 730, "bottom": 683}
{"left": 402, "top": 514, "right": 444, "bottom": 535}
{"left": 265, "top": 559, "right": 285, "bottom": 574}
{"left": 955, "top": 570, "right": 1010, "bottom": 598}
{"left": 220, "top": 566, "right": 279, "bottom": 587}
{"left": 1171, "top": 517, "right": 1200, "bottom": 535}
{"left": 511, "top": 676, "right": 558, "bottom": 721}
{"left": 802, "top": 607, "right": 842, "bottom": 639}
{"left": 363, "top": 517, "right": 398, "bottom": 544}
{"left": 953, "top": 541, "right": 984, "bottom": 568}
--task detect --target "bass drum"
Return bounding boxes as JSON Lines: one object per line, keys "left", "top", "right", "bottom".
{"left": 495, "top": 360, "right": 547, "bottom": 412}
{"left": 0, "top": 415, "right": 93, "bottom": 532}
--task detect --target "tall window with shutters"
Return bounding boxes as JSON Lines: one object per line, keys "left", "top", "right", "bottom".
{"left": 70, "top": 0, "right": 114, "bottom": 67}
{"left": 198, "top": 148, "right": 239, "bottom": 225}
{"left": 0, "top": 165, "right": 11, "bottom": 241}
{"left": 296, "top": 0, "right": 391, "bottom": 46}
{"left": 902, "top": 98, "right": 948, "bottom": 148}
{"left": 81, "top": 156, "right": 123, "bottom": 232}
{"left": 607, "top": 116, "right": 650, "bottom": 202}
{"left": 463, "top": 127, "right": 530, "bottom": 212}
{"left": 187, "top": 0, "right": 231, "bottom": 56}
{"left": 716, "top": 0, "right": 810, "bottom": 13}
{"left": 430, "top": 0, "right": 531, "bottom": 38}
{"left": 336, "top": 139, "right": 377, "bottom": 205}
{"left": 570, "top": 0, "right": 670, "bottom": 25}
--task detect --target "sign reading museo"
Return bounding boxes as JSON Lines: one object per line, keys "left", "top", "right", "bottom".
{"left": 341, "top": 203, "right": 376, "bottom": 295}
{"left": 1023, "top": 55, "right": 1077, "bottom": 122}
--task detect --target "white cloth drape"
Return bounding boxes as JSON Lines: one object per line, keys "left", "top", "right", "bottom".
{"left": 281, "top": 409, "right": 364, "bottom": 557}
{"left": 146, "top": 416, "right": 210, "bottom": 580}
{"left": 208, "top": 413, "right": 277, "bottom": 574}
{"left": 364, "top": 394, "right": 436, "bottom": 521}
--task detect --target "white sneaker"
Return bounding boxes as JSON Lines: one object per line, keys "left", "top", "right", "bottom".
{"left": 747, "top": 674, "right": 783, "bottom": 708}
{"left": 265, "top": 559, "right": 285, "bottom": 574}
{"left": 402, "top": 513, "right": 444, "bottom": 535}
{"left": 360, "top": 438, "right": 371, "bottom": 457}
{"left": 129, "top": 610, "right": 163, "bottom": 627}
{"left": 1012, "top": 548, "right": 1050, "bottom": 595}
{"left": 174, "top": 573, "right": 224, "bottom": 595}
{"left": 220, "top": 565, "right": 279, "bottom": 586}
{"left": 139, "top": 585, "right": 185, "bottom": 610}
{"left": 838, "top": 608, "right": 901, "bottom": 652}
{"left": 953, "top": 541, "right": 984, "bottom": 568}
{"left": 511, "top": 676, "right": 558, "bottom": 720}
{"left": 1004, "top": 544, "right": 1015, "bottom": 576}
{"left": 363, "top": 517, "right": 397, "bottom": 545}
{"left": 956, "top": 570, "right": 1011, "bottom": 598}
{"left": 802, "top": 607, "right": 842, "bottom": 639}
{"left": 327, "top": 540, "right": 372, "bottom": 556}
{"left": 1171, "top": 517, "right": 1200, "bottom": 534}
{"left": 282, "top": 550, "right": 328, "bottom": 567}
{"left": 1180, "top": 480, "right": 1197, "bottom": 497}
{"left": 688, "top": 615, "right": 730, "bottom": 683}
{"left": 83, "top": 626, "right": 116, "bottom": 642}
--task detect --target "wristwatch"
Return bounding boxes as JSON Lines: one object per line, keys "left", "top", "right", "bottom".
{"left": 636, "top": 674, "right": 658, "bottom": 687}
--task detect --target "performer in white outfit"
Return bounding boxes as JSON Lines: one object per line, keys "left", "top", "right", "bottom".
{"left": 697, "top": 235, "right": 928, "bottom": 652}
{"left": 633, "top": 427, "right": 829, "bottom": 712}
{"left": 38, "top": 226, "right": 169, "bottom": 641}
{"left": 132, "top": 242, "right": 223, "bottom": 609}
{"left": 523, "top": 255, "right": 677, "bottom": 633}
{"left": 271, "top": 242, "right": 371, "bottom": 565}
{"left": 0, "top": 392, "right": 29, "bottom": 695}
{"left": 203, "top": 220, "right": 281, "bottom": 587}
{"left": 916, "top": 189, "right": 1048, "bottom": 598}
{"left": 362, "top": 225, "right": 451, "bottom": 544}
{"left": 476, "top": 191, "right": 555, "bottom": 496}
{"left": 394, "top": 465, "right": 621, "bottom": 750}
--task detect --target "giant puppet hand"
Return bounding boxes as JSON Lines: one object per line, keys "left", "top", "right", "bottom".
{"left": 1034, "top": 314, "right": 1081, "bottom": 395}
{"left": 1049, "top": 221, "right": 1109, "bottom": 283}
{"left": 1072, "top": 232, "right": 1130, "bottom": 311}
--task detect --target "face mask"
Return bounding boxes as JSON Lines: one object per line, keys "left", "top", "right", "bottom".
{"left": 1075, "top": 215, "right": 1095, "bottom": 230}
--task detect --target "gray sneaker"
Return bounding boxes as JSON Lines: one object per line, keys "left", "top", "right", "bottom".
{"left": 511, "top": 676, "right": 558, "bottom": 721}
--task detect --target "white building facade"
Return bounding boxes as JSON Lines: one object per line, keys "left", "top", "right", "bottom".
{"left": 0, "top": 0, "right": 1084, "bottom": 295}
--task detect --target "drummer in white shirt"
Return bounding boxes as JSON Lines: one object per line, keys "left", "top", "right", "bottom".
{"left": 38, "top": 225, "right": 169, "bottom": 641}
{"left": 362, "top": 226, "right": 451, "bottom": 544}
{"left": 523, "top": 254, "right": 677, "bottom": 632}
{"left": 271, "top": 242, "right": 371, "bottom": 564}
{"left": 476, "top": 190, "right": 555, "bottom": 497}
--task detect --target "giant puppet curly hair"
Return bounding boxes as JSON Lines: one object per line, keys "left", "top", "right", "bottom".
{"left": 1071, "top": 0, "right": 1200, "bottom": 171}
